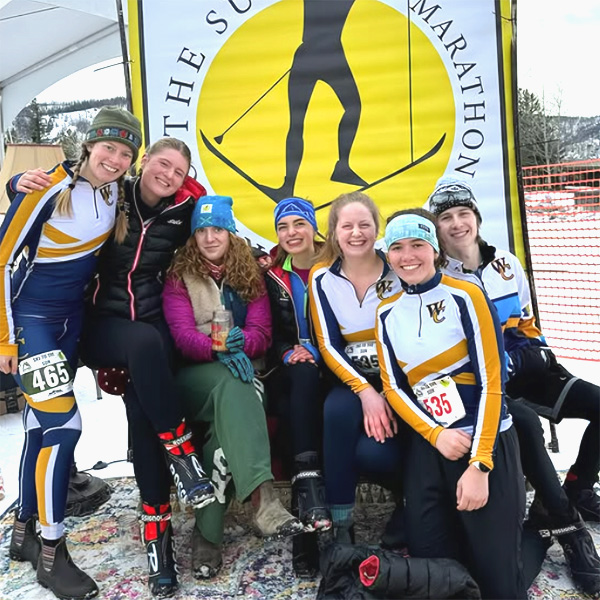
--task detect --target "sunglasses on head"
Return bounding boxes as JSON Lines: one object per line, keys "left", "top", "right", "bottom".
{"left": 430, "top": 185, "right": 474, "bottom": 204}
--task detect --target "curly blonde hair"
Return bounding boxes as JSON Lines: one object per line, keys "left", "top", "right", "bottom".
{"left": 169, "top": 233, "right": 265, "bottom": 302}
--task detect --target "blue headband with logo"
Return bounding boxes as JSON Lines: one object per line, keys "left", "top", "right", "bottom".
{"left": 385, "top": 214, "right": 439, "bottom": 253}
{"left": 274, "top": 197, "right": 318, "bottom": 232}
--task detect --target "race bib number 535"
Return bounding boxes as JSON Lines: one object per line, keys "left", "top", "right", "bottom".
{"left": 18, "top": 350, "right": 74, "bottom": 403}
{"left": 413, "top": 376, "right": 465, "bottom": 427}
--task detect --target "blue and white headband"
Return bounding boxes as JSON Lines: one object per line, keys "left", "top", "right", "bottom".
{"left": 384, "top": 214, "right": 439, "bottom": 253}
{"left": 274, "top": 197, "right": 318, "bottom": 232}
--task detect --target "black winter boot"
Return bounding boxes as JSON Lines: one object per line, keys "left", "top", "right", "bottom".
{"left": 9, "top": 514, "right": 41, "bottom": 569}
{"left": 292, "top": 453, "right": 332, "bottom": 532}
{"left": 142, "top": 503, "right": 179, "bottom": 598}
{"left": 157, "top": 420, "right": 215, "bottom": 509}
{"left": 65, "top": 464, "right": 111, "bottom": 517}
{"left": 539, "top": 516, "right": 600, "bottom": 596}
{"left": 37, "top": 537, "right": 99, "bottom": 599}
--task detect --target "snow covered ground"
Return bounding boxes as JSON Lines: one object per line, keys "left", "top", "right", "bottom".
{"left": 1, "top": 360, "right": 597, "bottom": 517}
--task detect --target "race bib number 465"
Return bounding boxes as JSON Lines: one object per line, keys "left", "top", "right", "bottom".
{"left": 413, "top": 376, "right": 465, "bottom": 427}
{"left": 18, "top": 350, "right": 74, "bottom": 403}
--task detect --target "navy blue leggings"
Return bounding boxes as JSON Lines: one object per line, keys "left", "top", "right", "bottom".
{"left": 323, "top": 384, "right": 403, "bottom": 505}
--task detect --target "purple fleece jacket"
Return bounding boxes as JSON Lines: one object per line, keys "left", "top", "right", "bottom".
{"left": 162, "top": 276, "right": 272, "bottom": 363}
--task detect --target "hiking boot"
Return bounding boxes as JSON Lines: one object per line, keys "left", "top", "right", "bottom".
{"left": 158, "top": 421, "right": 215, "bottom": 509}
{"left": 65, "top": 465, "right": 111, "bottom": 518}
{"left": 37, "top": 537, "right": 99, "bottom": 599}
{"left": 252, "top": 480, "right": 304, "bottom": 538}
{"left": 191, "top": 527, "right": 222, "bottom": 579}
{"left": 142, "top": 504, "right": 178, "bottom": 598}
{"left": 564, "top": 485, "right": 600, "bottom": 523}
{"left": 292, "top": 470, "right": 332, "bottom": 532}
{"left": 9, "top": 515, "right": 41, "bottom": 569}
{"left": 538, "top": 517, "right": 600, "bottom": 596}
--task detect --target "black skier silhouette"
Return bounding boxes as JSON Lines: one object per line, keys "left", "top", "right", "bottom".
{"left": 200, "top": 0, "right": 446, "bottom": 205}
{"left": 263, "top": 0, "right": 366, "bottom": 199}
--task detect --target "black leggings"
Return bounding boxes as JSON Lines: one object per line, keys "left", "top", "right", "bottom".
{"left": 508, "top": 399, "right": 575, "bottom": 524}
{"left": 561, "top": 378, "right": 599, "bottom": 488}
{"left": 267, "top": 362, "right": 324, "bottom": 470}
{"left": 79, "top": 316, "right": 179, "bottom": 504}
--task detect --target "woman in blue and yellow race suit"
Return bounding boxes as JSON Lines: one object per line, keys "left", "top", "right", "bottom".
{"left": 376, "top": 209, "right": 526, "bottom": 600}
{"left": 0, "top": 107, "right": 141, "bottom": 600}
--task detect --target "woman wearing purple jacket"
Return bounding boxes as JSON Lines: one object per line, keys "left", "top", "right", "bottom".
{"left": 162, "top": 195, "right": 302, "bottom": 579}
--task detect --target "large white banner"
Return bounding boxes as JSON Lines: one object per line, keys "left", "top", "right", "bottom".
{"left": 129, "top": 0, "right": 522, "bottom": 256}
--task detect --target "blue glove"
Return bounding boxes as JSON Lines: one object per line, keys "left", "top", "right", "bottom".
{"left": 225, "top": 326, "right": 245, "bottom": 353}
{"left": 217, "top": 350, "right": 254, "bottom": 383}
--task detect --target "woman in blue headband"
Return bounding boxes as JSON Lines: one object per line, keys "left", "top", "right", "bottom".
{"left": 375, "top": 207, "right": 526, "bottom": 599}
{"left": 265, "top": 197, "right": 331, "bottom": 576}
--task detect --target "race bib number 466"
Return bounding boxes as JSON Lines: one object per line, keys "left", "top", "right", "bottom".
{"left": 413, "top": 376, "right": 465, "bottom": 427}
{"left": 18, "top": 350, "right": 74, "bottom": 403}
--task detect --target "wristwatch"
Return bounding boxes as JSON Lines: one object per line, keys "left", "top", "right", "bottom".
{"left": 471, "top": 461, "right": 491, "bottom": 473}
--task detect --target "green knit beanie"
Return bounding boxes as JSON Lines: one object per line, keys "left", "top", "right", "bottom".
{"left": 85, "top": 106, "right": 143, "bottom": 161}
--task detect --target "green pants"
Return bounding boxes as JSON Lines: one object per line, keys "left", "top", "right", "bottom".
{"left": 176, "top": 361, "right": 273, "bottom": 544}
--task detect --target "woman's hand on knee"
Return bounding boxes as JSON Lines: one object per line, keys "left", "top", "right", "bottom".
{"left": 456, "top": 465, "right": 489, "bottom": 511}
{"left": 0, "top": 355, "right": 18, "bottom": 375}
{"left": 435, "top": 429, "right": 471, "bottom": 460}
{"left": 359, "top": 386, "right": 397, "bottom": 443}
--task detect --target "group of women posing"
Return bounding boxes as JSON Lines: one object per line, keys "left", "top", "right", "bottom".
{"left": 2, "top": 105, "right": 598, "bottom": 600}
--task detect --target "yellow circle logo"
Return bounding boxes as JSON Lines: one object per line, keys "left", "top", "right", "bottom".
{"left": 197, "top": 0, "right": 454, "bottom": 241}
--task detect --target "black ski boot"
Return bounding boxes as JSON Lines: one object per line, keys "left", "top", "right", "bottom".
{"left": 157, "top": 420, "right": 215, "bottom": 509}
{"left": 538, "top": 517, "right": 600, "bottom": 596}
{"left": 142, "top": 503, "right": 179, "bottom": 598}
{"left": 292, "top": 453, "right": 332, "bottom": 532}
{"left": 9, "top": 514, "right": 41, "bottom": 569}
{"left": 65, "top": 464, "right": 111, "bottom": 517}
{"left": 37, "top": 537, "right": 99, "bottom": 599}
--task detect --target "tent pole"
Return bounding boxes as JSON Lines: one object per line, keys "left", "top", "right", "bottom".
{"left": 115, "top": 0, "right": 133, "bottom": 112}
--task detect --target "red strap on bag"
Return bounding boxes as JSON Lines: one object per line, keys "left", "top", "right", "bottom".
{"left": 358, "top": 554, "right": 380, "bottom": 587}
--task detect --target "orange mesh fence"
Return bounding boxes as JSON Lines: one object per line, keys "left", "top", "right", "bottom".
{"left": 522, "top": 159, "right": 600, "bottom": 362}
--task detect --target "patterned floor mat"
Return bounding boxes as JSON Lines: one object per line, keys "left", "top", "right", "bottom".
{"left": 0, "top": 477, "right": 597, "bottom": 599}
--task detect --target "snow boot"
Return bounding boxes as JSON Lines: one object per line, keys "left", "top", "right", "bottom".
{"left": 537, "top": 517, "right": 600, "bottom": 596}
{"left": 564, "top": 484, "right": 600, "bottom": 523}
{"left": 292, "top": 453, "right": 332, "bottom": 532}
{"left": 191, "top": 527, "right": 222, "bottom": 579}
{"left": 252, "top": 480, "right": 304, "bottom": 538}
{"left": 142, "top": 503, "right": 178, "bottom": 598}
{"left": 9, "top": 514, "right": 41, "bottom": 569}
{"left": 37, "top": 537, "right": 99, "bottom": 599}
{"left": 65, "top": 464, "right": 111, "bottom": 518}
{"left": 157, "top": 420, "right": 215, "bottom": 508}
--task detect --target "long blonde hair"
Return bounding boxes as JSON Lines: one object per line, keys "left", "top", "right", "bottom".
{"left": 54, "top": 142, "right": 128, "bottom": 238}
{"left": 169, "top": 234, "right": 265, "bottom": 303}
{"left": 316, "top": 191, "right": 381, "bottom": 265}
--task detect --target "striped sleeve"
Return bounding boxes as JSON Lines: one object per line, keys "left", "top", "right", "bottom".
{"left": 444, "top": 276, "right": 504, "bottom": 471}
{"left": 309, "top": 264, "right": 370, "bottom": 393}
{"left": 0, "top": 185, "right": 58, "bottom": 354}
{"left": 375, "top": 296, "right": 444, "bottom": 447}
{"left": 512, "top": 255, "right": 544, "bottom": 341}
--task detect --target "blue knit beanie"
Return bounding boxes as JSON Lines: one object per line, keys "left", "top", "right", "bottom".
{"left": 191, "top": 195, "right": 237, "bottom": 234}
{"left": 274, "top": 197, "right": 318, "bottom": 232}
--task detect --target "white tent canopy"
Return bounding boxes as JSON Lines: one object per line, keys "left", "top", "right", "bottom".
{"left": 0, "top": 0, "right": 126, "bottom": 161}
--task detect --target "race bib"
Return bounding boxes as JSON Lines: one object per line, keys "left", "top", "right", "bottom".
{"left": 345, "top": 341, "right": 379, "bottom": 375}
{"left": 413, "top": 376, "right": 465, "bottom": 427}
{"left": 18, "top": 350, "right": 74, "bottom": 403}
